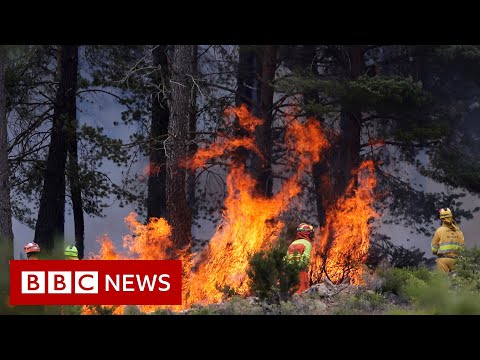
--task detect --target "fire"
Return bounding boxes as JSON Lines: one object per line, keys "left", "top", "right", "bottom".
{"left": 185, "top": 164, "right": 293, "bottom": 304}
{"left": 184, "top": 109, "right": 329, "bottom": 305}
{"left": 83, "top": 105, "right": 379, "bottom": 314}
{"left": 367, "top": 139, "right": 386, "bottom": 147}
{"left": 185, "top": 138, "right": 264, "bottom": 170}
{"left": 224, "top": 104, "right": 263, "bottom": 132}
{"left": 122, "top": 212, "right": 172, "bottom": 260}
{"left": 183, "top": 104, "right": 265, "bottom": 170}
{"left": 311, "top": 160, "right": 378, "bottom": 284}
{"left": 82, "top": 213, "right": 176, "bottom": 314}
{"left": 143, "top": 162, "right": 161, "bottom": 177}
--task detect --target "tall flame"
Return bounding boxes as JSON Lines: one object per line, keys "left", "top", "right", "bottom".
{"left": 83, "top": 213, "right": 175, "bottom": 314}
{"left": 84, "top": 105, "right": 379, "bottom": 314}
{"left": 184, "top": 110, "right": 329, "bottom": 306}
{"left": 311, "top": 160, "right": 378, "bottom": 284}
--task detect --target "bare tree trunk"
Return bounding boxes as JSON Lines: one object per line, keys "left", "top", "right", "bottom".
{"left": 252, "top": 45, "right": 277, "bottom": 197}
{"left": 187, "top": 45, "right": 198, "bottom": 209}
{"left": 295, "top": 45, "right": 330, "bottom": 227}
{"left": 166, "top": 45, "right": 194, "bottom": 251}
{"left": 147, "top": 45, "right": 170, "bottom": 221}
{"left": 234, "top": 45, "right": 262, "bottom": 165}
{"left": 333, "top": 45, "right": 364, "bottom": 197}
{"left": 0, "top": 51, "right": 13, "bottom": 257}
{"left": 66, "top": 100, "right": 83, "bottom": 259}
{"left": 34, "top": 45, "right": 78, "bottom": 254}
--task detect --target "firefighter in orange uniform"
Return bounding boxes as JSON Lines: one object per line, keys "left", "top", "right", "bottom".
{"left": 431, "top": 208, "right": 465, "bottom": 273}
{"left": 285, "top": 223, "right": 315, "bottom": 294}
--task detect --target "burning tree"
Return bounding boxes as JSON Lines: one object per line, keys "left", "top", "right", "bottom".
{"left": 88, "top": 104, "right": 379, "bottom": 314}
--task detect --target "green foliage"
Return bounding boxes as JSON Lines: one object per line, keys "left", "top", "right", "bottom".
{"left": 379, "top": 267, "right": 433, "bottom": 298}
{"left": 420, "top": 146, "right": 480, "bottom": 194}
{"left": 60, "top": 306, "right": 83, "bottom": 315}
{"left": 84, "top": 305, "right": 120, "bottom": 315}
{"left": 246, "top": 239, "right": 300, "bottom": 304}
{"left": 0, "top": 241, "right": 12, "bottom": 314}
{"left": 217, "top": 296, "right": 264, "bottom": 315}
{"left": 123, "top": 306, "right": 145, "bottom": 315}
{"left": 401, "top": 272, "right": 480, "bottom": 314}
{"left": 451, "top": 247, "right": 480, "bottom": 291}
{"left": 215, "top": 284, "right": 238, "bottom": 300}
{"left": 379, "top": 249, "right": 480, "bottom": 314}
{"left": 276, "top": 74, "right": 429, "bottom": 113}
{"left": 187, "top": 305, "right": 218, "bottom": 315}
{"left": 270, "top": 296, "right": 327, "bottom": 315}
{"left": 150, "top": 308, "right": 175, "bottom": 315}
{"left": 186, "top": 296, "right": 326, "bottom": 315}
{"left": 343, "top": 76, "right": 430, "bottom": 111}
{"left": 434, "top": 45, "right": 480, "bottom": 83}
{"left": 334, "top": 290, "right": 387, "bottom": 315}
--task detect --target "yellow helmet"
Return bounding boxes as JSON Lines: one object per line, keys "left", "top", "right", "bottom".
{"left": 65, "top": 245, "right": 79, "bottom": 258}
{"left": 439, "top": 208, "right": 452, "bottom": 220}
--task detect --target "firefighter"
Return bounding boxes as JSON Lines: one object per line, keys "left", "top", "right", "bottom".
{"left": 24, "top": 242, "right": 41, "bottom": 260}
{"left": 431, "top": 208, "right": 465, "bottom": 273}
{"left": 285, "top": 222, "right": 315, "bottom": 294}
{"left": 65, "top": 245, "right": 79, "bottom": 260}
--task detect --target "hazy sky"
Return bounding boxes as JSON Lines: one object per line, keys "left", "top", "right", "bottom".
{"left": 12, "top": 91, "right": 146, "bottom": 259}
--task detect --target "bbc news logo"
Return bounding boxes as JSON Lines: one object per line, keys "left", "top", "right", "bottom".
{"left": 22, "top": 271, "right": 99, "bottom": 294}
{"left": 10, "top": 260, "right": 182, "bottom": 305}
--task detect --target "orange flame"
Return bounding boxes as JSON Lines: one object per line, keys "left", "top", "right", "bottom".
{"left": 84, "top": 105, "right": 379, "bottom": 314}
{"left": 183, "top": 104, "right": 265, "bottom": 170}
{"left": 367, "top": 139, "right": 386, "bottom": 147}
{"left": 122, "top": 212, "right": 172, "bottom": 259}
{"left": 143, "top": 162, "right": 162, "bottom": 177}
{"left": 82, "top": 213, "right": 175, "bottom": 314}
{"left": 224, "top": 104, "right": 263, "bottom": 132}
{"left": 185, "top": 138, "right": 263, "bottom": 170}
{"left": 311, "top": 160, "right": 378, "bottom": 284}
{"left": 184, "top": 110, "right": 329, "bottom": 306}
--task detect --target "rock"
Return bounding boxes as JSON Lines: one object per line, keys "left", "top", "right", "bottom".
{"left": 307, "top": 283, "right": 331, "bottom": 297}
{"left": 246, "top": 296, "right": 260, "bottom": 306}
{"left": 307, "top": 278, "right": 352, "bottom": 297}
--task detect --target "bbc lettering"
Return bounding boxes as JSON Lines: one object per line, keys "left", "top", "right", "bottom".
{"left": 21, "top": 271, "right": 99, "bottom": 294}
{"left": 9, "top": 260, "right": 182, "bottom": 305}
{"left": 105, "top": 274, "right": 171, "bottom": 292}
{"left": 21, "top": 271, "right": 171, "bottom": 294}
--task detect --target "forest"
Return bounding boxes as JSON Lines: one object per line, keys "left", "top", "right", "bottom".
{"left": 0, "top": 45, "right": 479, "bottom": 314}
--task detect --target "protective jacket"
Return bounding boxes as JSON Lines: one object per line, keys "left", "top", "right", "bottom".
{"left": 286, "top": 238, "right": 312, "bottom": 270}
{"left": 431, "top": 224, "right": 465, "bottom": 258}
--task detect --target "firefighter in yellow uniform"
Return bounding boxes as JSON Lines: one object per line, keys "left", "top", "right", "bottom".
{"left": 431, "top": 208, "right": 465, "bottom": 273}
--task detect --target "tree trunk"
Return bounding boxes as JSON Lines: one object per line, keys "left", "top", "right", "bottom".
{"left": 147, "top": 45, "right": 170, "bottom": 221}
{"left": 0, "top": 51, "right": 13, "bottom": 257}
{"left": 66, "top": 83, "right": 83, "bottom": 259}
{"left": 187, "top": 45, "right": 198, "bottom": 209}
{"left": 334, "top": 45, "right": 364, "bottom": 197}
{"left": 166, "top": 45, "right": 194, "bottom": 251}
{"left": 295, "top": 45, "right": 331, "bottom": 227}
{"left": 34, "top": 45, "right": 78, "bottom": 254}
{"left": 252, "top": 45, "right": 277, "bottom": 197}
{"left": 234, "top": 45, "right": 262, "bottom": 165}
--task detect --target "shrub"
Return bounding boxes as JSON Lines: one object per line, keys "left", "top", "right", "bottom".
{"left": 379, "top": 266, "right": 434, "bottom": 297}
{"left": 452, "top": 246, "right": 480, "bottom": 291}
{"left": 246, "top": 240, "right": 300, "bottom": 304}
{"left": 336, "top": 290, "right": 387, "bottom": 314}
